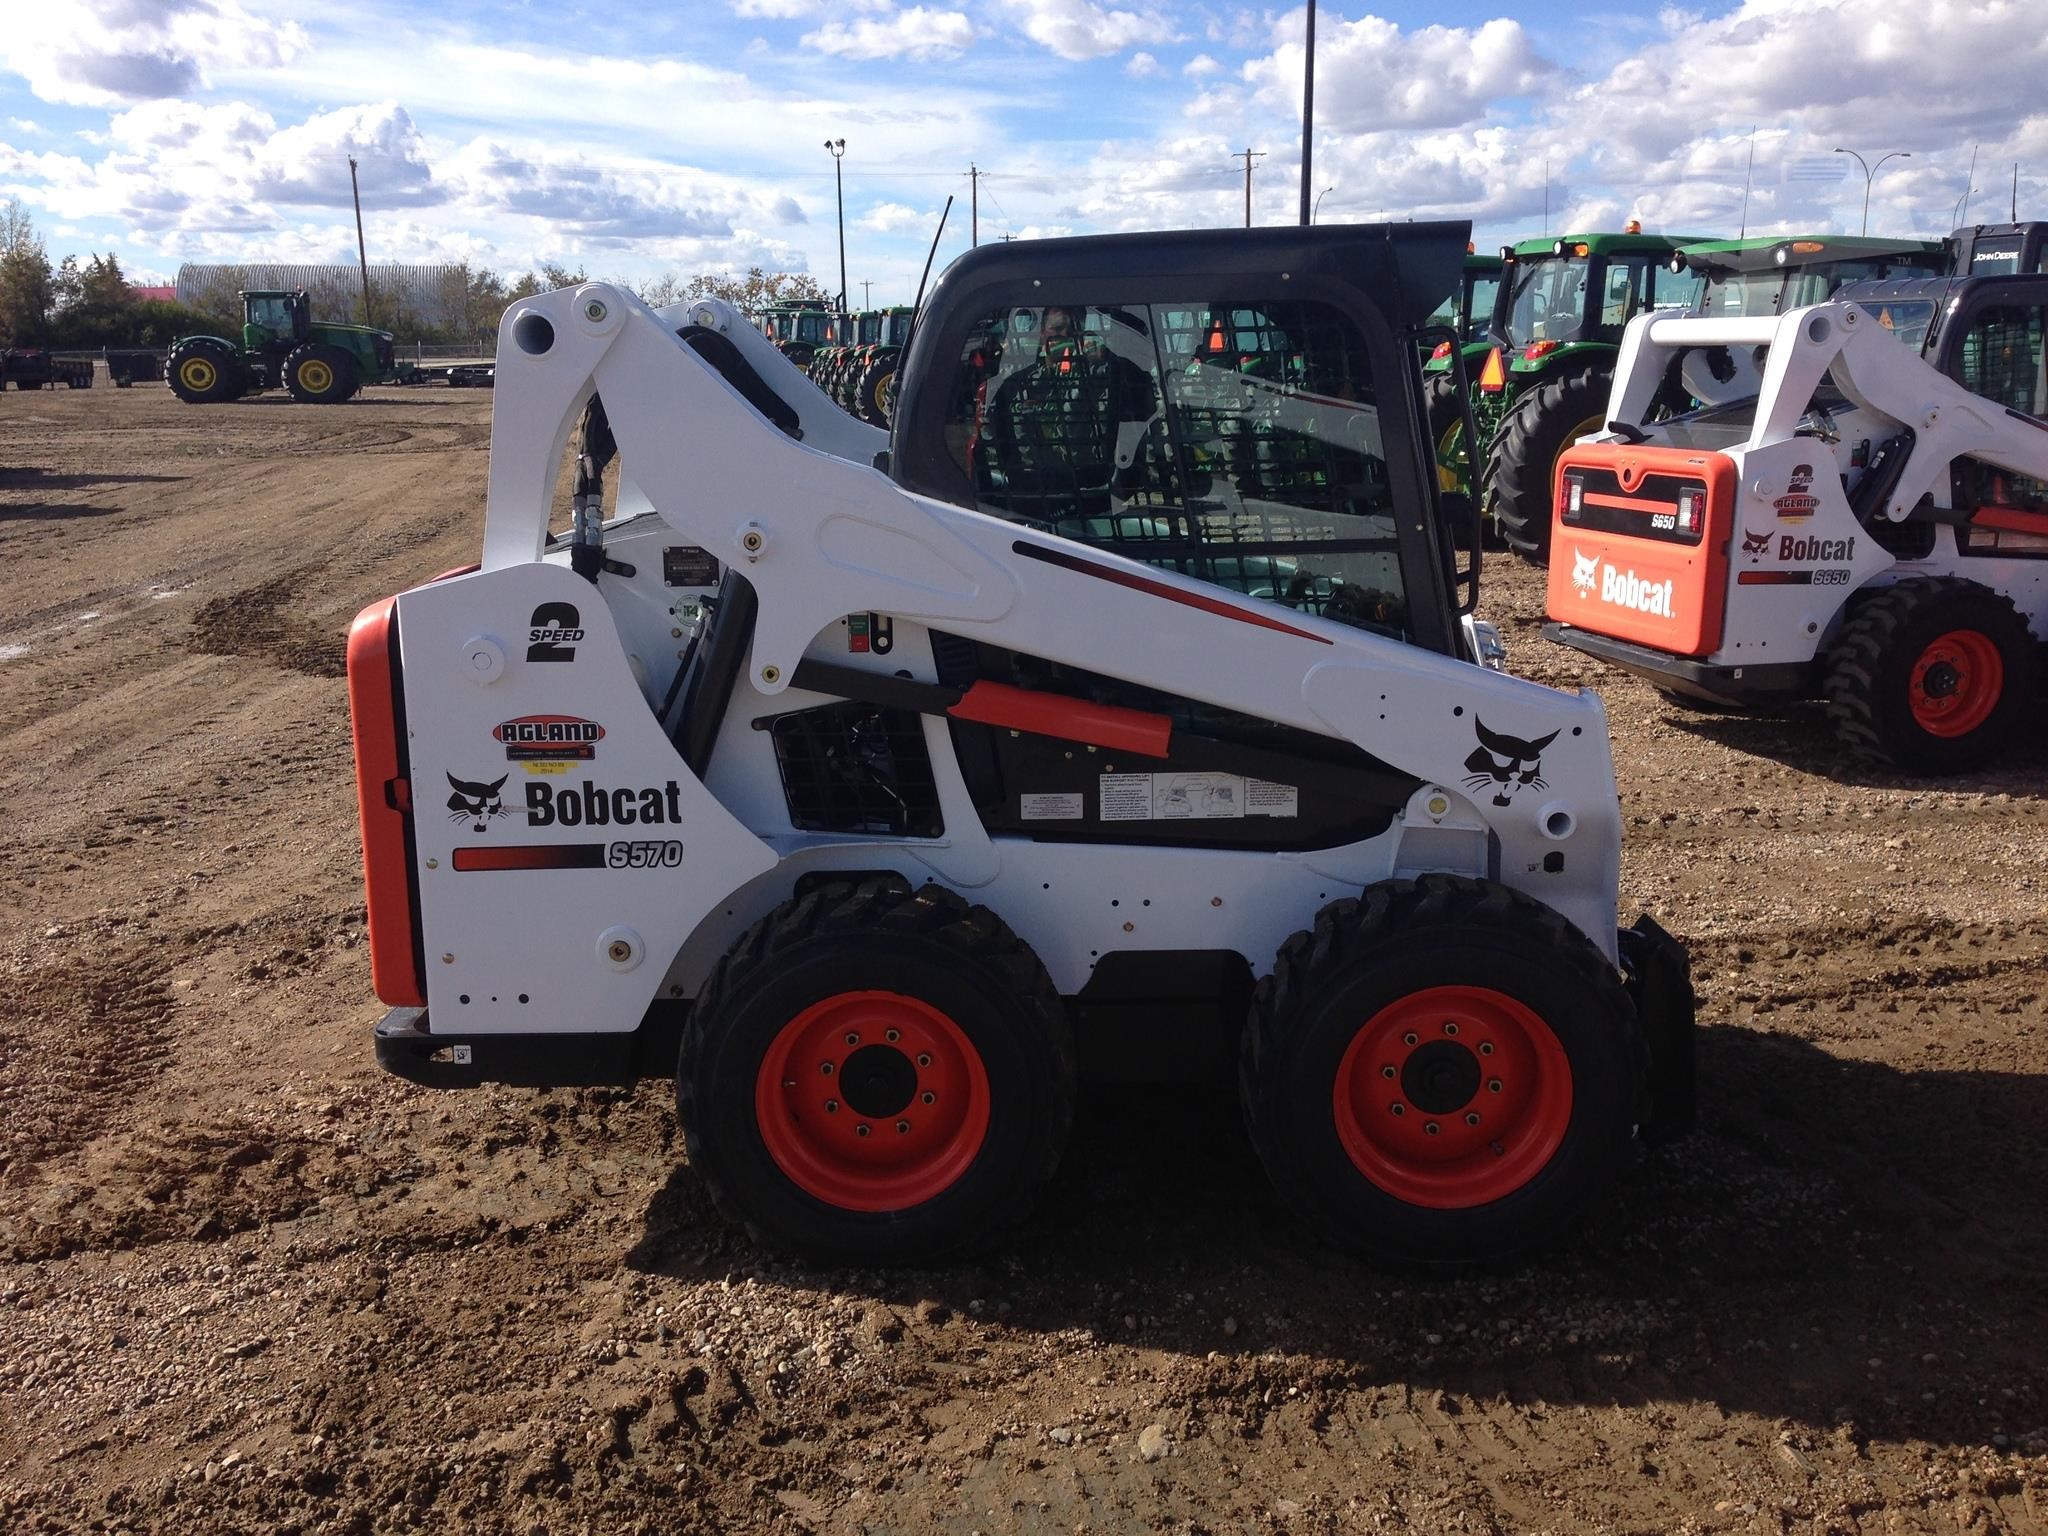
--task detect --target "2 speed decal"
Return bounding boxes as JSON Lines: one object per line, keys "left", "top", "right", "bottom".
{"left": 526, "top": 602, "right": 583, "bottom": 663}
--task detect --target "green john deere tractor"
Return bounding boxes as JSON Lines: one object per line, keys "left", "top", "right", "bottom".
{"left": 755, "top": 300, "right": 840, "bottom": 370}
{"left": 830, "top": 306, "right": 914, "bottom": 426}
{"left": 1425, "top": 230, "right": 1705, "bottom": 561}
{"left": 167, "top": 290, "right": 399, "bottom": 405}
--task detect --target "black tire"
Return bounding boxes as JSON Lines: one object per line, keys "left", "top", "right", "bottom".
{"left": 855, "top": 356, "right": 896, "bottom": 427}
{"left": 678, "top": 880, "right": 1077, "bottom": 1263}
{"left": 1241, "top": 874, "right": 1641, "bottom": 1265}
{"left": 1821, "top": 577, "right": 2036, "bottom": 774}
{"left": 284, "top": 344, "right": 355, "bottom": 404}
{"left": 1424, "top": 373, "right": 1475, "bottom": 499}
{"left": 1481, "top": 368, "right": 1614, "bottom": 565}
{"left": 166, "top": 341, "right": 239, "bottom": 404}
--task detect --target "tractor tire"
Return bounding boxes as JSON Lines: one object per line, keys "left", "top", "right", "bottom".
{"left": 284, "top": 344, "right": 355, "bottom": 404}
{"left": 1424, "top": 373, "right": 1474, "bottom": 498}
{"left": 1241, "top": 874, "right": 1641, "bottom": 1265}
{"left": 1821, "top": 577, "right": 2036, "bottom": 774}
{"left": 166, "top": 342, "right": 239, "bottom": 404}
{"left": 1481, "top": 368, "right": 1614, "bottom": 565}
{"left": 855, "top": 356, "right": 896, "bottom": 427}
{"left": 678, "top": 879, "right": 1077, "bottom": 1264}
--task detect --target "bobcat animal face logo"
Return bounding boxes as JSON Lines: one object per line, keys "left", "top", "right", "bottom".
{"left": 446, "top": 772, "right": 508, "bottom": 832}
{"left": 1741, "top": 527, "right": 1772, "bottom": 560}
{"left": 1463, "top": 719, "right": 1559, "bottom": 808}
{"left": 1571, "top": 548, "right": 1599, "bottom": 593}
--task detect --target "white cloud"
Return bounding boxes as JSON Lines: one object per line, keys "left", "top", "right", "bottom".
{"left": 0, "top": 0, "right": 305, "bottom": 108}
{"left": 803, "top": 8, "right": 975, "bottom": 61}
{"left": 1124, "top": 52, "right": 1163, "bottom": 79}
{"left": 1183, "top": 54, "right": 1221, "bottom": 78}
{"left": 856, "top": 201, "right": 932, "bottom": 233}
{"left": 1002, "top": 0, "right": 1178, "bottom": 61}
{"left": 1244, "top": 16, "right": 1552, "bottom": 134}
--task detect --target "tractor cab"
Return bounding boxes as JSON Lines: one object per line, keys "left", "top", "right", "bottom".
{"left": 1949, "top": 222, "right": 2048, "bottom": 276}
{"left": 888, "top": 222, "right": 1482, "bottom": 656}
{"left": 1496, "top": 233, "right": 1705, "bottom": 356}
{"left": 1424, "top": 252, "right": 1505, "bottom": 349}
{"left": 242, "top": 289, "right": 312, "bottom": 353}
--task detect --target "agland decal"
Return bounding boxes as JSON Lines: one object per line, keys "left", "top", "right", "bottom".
{"left": 526, "top": 779, "right": 684, "bottom": 828}
{"left": 1774, "top": 462, "right": 1819, "bottom": 519}
{"left": 494, "top": 714, "right": 605, "bottom": 764}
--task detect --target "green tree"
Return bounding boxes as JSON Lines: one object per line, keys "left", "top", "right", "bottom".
{"left": 680, "top": 267, "right": 829, "bottom": 309}
{"left": 0, "top": 199, "right": 55, "bottom": 345}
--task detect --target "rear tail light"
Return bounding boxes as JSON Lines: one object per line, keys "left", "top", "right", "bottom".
{"left": 1676, "top": 485, "right": 1704, "bottom": 534}
{"left": 1430, "top": 341, "right": 1451, "bottom": 361}
{"left": 1561, "top": 470, "right": 1586, "bottom": 521}
{"left": 1524, "top": 340, "right": 1559, "bottom": 361}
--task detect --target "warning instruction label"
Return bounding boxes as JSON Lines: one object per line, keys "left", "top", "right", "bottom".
{"left": 1019, "top": 792, "right": 1084, "bottom": 821}
{"left": 1098, "top": 772, "right": 1298, "bottom": 821}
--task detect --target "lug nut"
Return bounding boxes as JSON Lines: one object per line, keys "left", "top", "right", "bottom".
{"left": 886, "top": 1029, "right": 901, "bottom": 1042}
{"left": 1424, "top": 1122, "right": 1439, "bottom": 1136}
{"left": 1381, "top": 1065, "right": 1396, "bottom": 1079}
{"left": 855, "top": 1124, "right": 871, "bottom": 1138}
{"left": 896, "top": 1121, "right": 910, "bottom": 1134}
{"left": 825, "top": 1100, "right": 839, "bottom": 1113}
{"left": 917, "top": 1053, "right": 932, "bottom": 1068}
{"left": 1443, "top": 1022, "right": 1459, "bottom": 1036}
{"left": 921, "top": 1091, "right": 935, "bottom": 1105}
{"left": 1402, "top": 1032, "right": 1419, "bottom": 1046}
{"left": 844, "top": 1032, "right": 859, "bottom": 1046}
{"left": 1488, "top": 1079, "right": 1503, "bottom": 1093}
{"left": 1465, "top": 1112, "right": 1481, "bottom": 1126}
{"left": 1390, "top": 1103, "right": 1405, "bottom": 1117}
{"left": 820, "top": 1062, "right": 833, "bottom": 1075}
{"left": 1479, "top": 1041, "right": 1494, "bottom": 1055}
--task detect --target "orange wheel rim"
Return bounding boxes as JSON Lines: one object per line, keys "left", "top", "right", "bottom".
{"left": 1332, "top": 985, "right": 1572, "bottom": 1209}
{"left": 1908, "top": 629, "right": 2002, "bottom": 737}
{"left": 755, "top": 990, "right": 990, "bottom": 1211}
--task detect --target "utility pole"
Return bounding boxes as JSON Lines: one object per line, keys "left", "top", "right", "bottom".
{"left": 1542, "top": 157, "right": 1550, "bottom": 236}
{"left": 347, "top": 155, "right": 373, "bottom": 327}
{"left": 1738, "top": 126, "right": 1756, "bottom": 238}
{"left": 860, "top": 280, "right": 872, "bottom": 308}
{"left": 968, "top": 163, "right": 984, "bottom": 247}
{"left": 825, "top": 139, "right": 847, "bottom": 311}
{"left": 1297, "top": 0, "right": 1316, "bottom": 226}
{"left": 1236, "top": 147, "right": 1265, "bottom": 228}
{"left": 2014, "top": 162, "right": 2021, "bottom": 221}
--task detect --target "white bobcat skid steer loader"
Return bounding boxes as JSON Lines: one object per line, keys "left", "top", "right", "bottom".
{"left": 1545, "top": 272, "right": 2048, "bottom": 773}
{"left": 347, "top": 224, "right": 1693, "bottom": 1265}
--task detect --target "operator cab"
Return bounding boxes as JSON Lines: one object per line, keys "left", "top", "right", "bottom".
{"left": 242, "top": 289, "right": 311, "bottom": 348}
{"left": 1949, "top": 222, "right": 2048, "bottom": 276}
{"left": 889, "top": 223, "right": 1474, "bottom": 658}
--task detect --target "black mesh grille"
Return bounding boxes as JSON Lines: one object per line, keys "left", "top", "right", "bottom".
{"left": 770, "top": 704, "right": 942, "bottom": 838}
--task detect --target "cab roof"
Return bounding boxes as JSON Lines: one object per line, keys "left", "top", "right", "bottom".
{"left": 1505, "top": 231, "right": 1707, "bottom": 260}
{"left": 1676, "top": 234, "right": 1946, "bottom": 275}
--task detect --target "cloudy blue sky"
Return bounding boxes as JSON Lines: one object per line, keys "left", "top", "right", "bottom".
{"left": 0, "top": 0, "right": 2040, "bottom": 301}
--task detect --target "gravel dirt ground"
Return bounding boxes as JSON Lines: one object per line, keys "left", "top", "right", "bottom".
{"left": 1, "top": 382, "right": 2045, "bottom": 1536}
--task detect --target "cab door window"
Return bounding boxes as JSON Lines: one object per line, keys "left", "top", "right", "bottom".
{"left": 1952, "top": 301, "right": 2048, "bottom": 533}
{"left": 943, "top": 298, "right": 1410, "bottom": 639}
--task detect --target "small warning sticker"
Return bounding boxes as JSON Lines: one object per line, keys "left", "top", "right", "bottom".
{"left": 1097, "top": 772, "right": 1301, "bottom": 820}
{"left": 1020, "top": 792, "right": 1084, "bottom": 821}
{"left": 1099, "top": 774, "right": 1153, "bottom": 822}
{"left": 1154, "top": 772, "right": 1242, "bottom": 819}
{"left": 1245, "top": 778, "right": 1299, "bottom": 818}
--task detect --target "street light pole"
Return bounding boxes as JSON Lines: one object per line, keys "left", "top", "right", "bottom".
{"left": 1312, "top": 186, "right": 1334, "bottom": 224}
{"left": 825, "top": 138, "right": 847, "bottom": 311}
{"left": 1297, "top": 0, "right": 1316, "bottom": 226}
{"left": 1833, "top": 147, "right": 1911, "bottom": 235}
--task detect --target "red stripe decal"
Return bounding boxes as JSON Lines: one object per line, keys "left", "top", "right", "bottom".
{"left": 453, "top": 844, "right": 608, "bottom": 872}
{"left": 948, "top": 680, "right": 1172, "bottom": 758}
{"left": 1011, "top": 541, "right": 1332, "bottom": 644}
{"left": 1736, "top": 570, "right": 1814, "bottom": 585}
